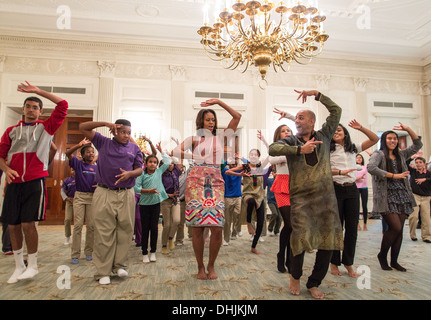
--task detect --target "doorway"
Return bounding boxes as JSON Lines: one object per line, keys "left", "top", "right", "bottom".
{"left": 40, "top": 116, "right": 93, "bottom": 225}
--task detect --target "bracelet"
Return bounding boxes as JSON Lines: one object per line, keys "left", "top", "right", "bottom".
{"left": 392, "top": 173, "right": 395, "bottom": 179}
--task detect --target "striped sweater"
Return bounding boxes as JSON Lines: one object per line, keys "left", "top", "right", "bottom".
{"left": 0, "top": 100, "right": 68, "bottom": 183}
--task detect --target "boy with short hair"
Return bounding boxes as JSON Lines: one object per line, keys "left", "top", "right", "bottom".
{"left": 0, "top": 81, "right": 68, "bottom": 283}
{"left": 79, "top": 119, "right": 143, "bottom": 285}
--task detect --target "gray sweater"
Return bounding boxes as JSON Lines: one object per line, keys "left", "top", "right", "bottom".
{"left": 367, "top": 138, "right": 422, "bottom": 214}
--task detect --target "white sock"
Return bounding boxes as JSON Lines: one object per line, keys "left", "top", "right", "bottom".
{"left": 17, "top": 252, "right": 38, "bottom": 280}
{"left": 7, "top": 249, "right": 26, "bottom": 284}
{"left": 13, "top": 248, "right": 26, "bottom": 270}
{"left": 27, "top": 252, "right": 38, "bottom": 269}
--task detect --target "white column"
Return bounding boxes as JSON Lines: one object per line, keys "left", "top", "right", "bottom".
{"left": 353, "top": 77, "right": 370, "bottom": 147}
{"left": 420, "top": 81, "right": 431, "bottom": 158}
{"left": 96, "top": 60, "right": 116, "bottom": 137}
{"left": 169, "top": 65, "right": 186, "bottom": 142}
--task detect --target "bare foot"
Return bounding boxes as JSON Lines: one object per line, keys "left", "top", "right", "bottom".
{"left": 308, "top": 287, "right": 325, "bottom": 299}
{"left": 363, "top": 224, "right": 368, "bottom": 231}
{"left": 358, "top": 223, "right": 362, "bottom": 231}
{"left": 330, "top": 263, "right": 342, "bottom": 276}
{"left": 251, "top": 248, "right": 262, "bottom": 255}
{"left": 207, "top": 265, "right": 218, "bottom": 280}
{"left": 345, "top": 265, "right": 357, "bottom": 278}
{"left": 289, "top": 275, "right": 300, "bottom": 295}
{"left": 196, "top": 267, "right": 208, "bottom": 280}
{"left": 247, "top": 223, "right": 256, "bottom": 235}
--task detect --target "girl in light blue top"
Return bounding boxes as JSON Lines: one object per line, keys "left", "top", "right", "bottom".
{"left": 134, "top": 150, "right": 171, "bottom": 263}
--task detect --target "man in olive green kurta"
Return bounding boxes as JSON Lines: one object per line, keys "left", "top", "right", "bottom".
{"left": 269, "top": 90, "right": 343, "bottom": 298}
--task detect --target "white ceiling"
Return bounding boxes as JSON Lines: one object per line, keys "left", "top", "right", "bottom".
{"left": 0, "top": 0, "right": 430, "bottom": 63}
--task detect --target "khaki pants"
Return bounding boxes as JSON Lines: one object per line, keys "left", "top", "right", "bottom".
{"left": 409, "top": 194, "right": 431, "bottom": 241}
{"left": 92, "top": 187, "right": 135, "bottom": 279}
{"left": 223, "top": 197, "right": 241, "bottom": 242}
{"left": 161, "top": 198, "right": 180, "bottom": 246}
{"left": 71, "top": 192, "right": 94, "bottom": 259}
{"left": 64, "top": 201, "right": 73, "bottom": 238}
{"left": 175, "top": 200, "right": 187, "bottom": 243}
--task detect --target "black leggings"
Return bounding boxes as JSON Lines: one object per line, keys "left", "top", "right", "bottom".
{"left": 358, "top": 188, "right": 368, "bottom": 224}
{"left": 140, "top": 203, "right": 160, "bottom": 255}
{"left": 278, "top": 205, "right": 292, "bottom": 268}
{"left": 246, "top": 198, "right": 265, "bottom": 249}
{"left": 380, "top": 213, "right": 407, "bottom": 264}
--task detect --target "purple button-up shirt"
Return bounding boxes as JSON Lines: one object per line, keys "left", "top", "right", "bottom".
{"left": 92, "top": 132, "right": 143, "bottom": 189}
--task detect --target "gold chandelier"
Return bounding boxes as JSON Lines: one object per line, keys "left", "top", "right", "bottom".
{"left": 198, "top": 0, "right": 329, "bottom": 88}
{"left": 134, "top": 133, "right": 149, "bottom": 153}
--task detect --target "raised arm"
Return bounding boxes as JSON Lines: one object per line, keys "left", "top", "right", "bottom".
{"left": 273, "top": 108, "right": 296, "bottom": 121}
{"left": 79, "top": 121, "right": 122, "bottom": 141}
{"left": 18, "top": 81, "right": 64, "bottom": 104}
{"left": 201, "top": 99, "right": 242, "bottom": 133}
{"left": 348, "top": 119, "right": 379, "bottom": 151}
{"left": 225, "top": 164, "right": 250, "bottom": 177}
{"left": 65, "top": 138, "right": 91, "bottom": 160}
{"left": 295, "top": 89, "right": 342, "bottom": 139}
{"left": 394, "top": 122, "right": 422, "bottom": 156}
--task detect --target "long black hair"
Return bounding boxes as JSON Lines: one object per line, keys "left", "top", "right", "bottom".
{"left": 380, "top": 130, "right": 402, "bottom": 174}
{"left": 330, "top": 124, "right": 358, "bottom": 153}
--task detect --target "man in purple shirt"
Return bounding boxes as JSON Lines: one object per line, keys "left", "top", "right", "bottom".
{"left": 80, "top": 119, "right": 143, "bottom": 285}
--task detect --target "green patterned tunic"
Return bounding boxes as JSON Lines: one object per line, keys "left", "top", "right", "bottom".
{"left": 269, "top": 94, "right": 344, "bottom": 256}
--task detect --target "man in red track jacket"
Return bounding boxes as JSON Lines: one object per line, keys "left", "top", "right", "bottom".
{"left": 0, "top": 81, "right": 68, "bottom": 284}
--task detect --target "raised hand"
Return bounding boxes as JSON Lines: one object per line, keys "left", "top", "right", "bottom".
{"left": 348, "top": 119, "right": 362, "bottom": 130}
{"left": 393, "top": 122, "right": 409, "bottom": 132}
{"left": 200, "top": 99, "right": 220, "bottom": 107}
{"left": 294, "top": 89, "right": 319, "bottom": 104}
{"left": 156, "top": 142, "right": 163, "bottom": 154}
{"left": 273, "top": 107, "right": 287, "bottom": 120}
{"left": 107, "top": 123, "right": 123, "bottom": 136}
{"left": 17, "top": 81, "right": 40, "bottom": 94}
{"left": 79, "top": 138, "right": 92, "bottom": 147}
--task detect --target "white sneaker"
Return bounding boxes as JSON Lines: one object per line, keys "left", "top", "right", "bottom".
{"left": 7, "top": 267, "right": 26, "bottom": 284}
{"left": 99, "top": 276, "right": 110, "bottom": 285}
{"left": 117, "top": 269, "right": 128, "bottom": 277}
{"left": 238, "top": 231, "right": 243, "bottom": 237}
{"left": 223, "top": 240, "right": 229, "bottom": 246}
{"left": 150, "top": 253, "right": 156, "bottom": 262}
{"left": 64, "top": 237, "right": 70, "bottom": 245}
{"left": 17, "top": 267, "right": 38, "bottom": 280}
{"left": 143, "top": 255, "right": 150, "bottom": 263}
{"left": 259, "top": 237, "right": 265, "bottom": 242}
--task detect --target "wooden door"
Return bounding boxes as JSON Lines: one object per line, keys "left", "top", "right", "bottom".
{"left": 40, "top": 117, "right": 92, "bottom": 225}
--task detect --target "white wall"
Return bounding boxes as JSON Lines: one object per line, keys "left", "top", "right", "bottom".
{"left": 0, "top": 35, "right": 430, "bottom": 213}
